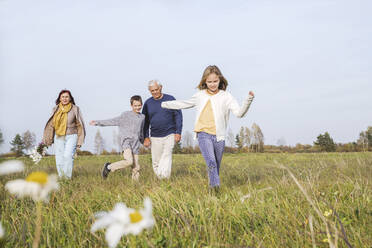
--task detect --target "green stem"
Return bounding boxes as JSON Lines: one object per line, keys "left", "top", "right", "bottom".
{"left": 32, "top": 201, "right": 42, "bottom": 248}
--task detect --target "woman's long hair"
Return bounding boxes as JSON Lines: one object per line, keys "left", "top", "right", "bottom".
{"left": 197, "top": 65, "right": 228, "bottom": 90}
{"left": 55, "top": 89, "right": 75, "bottom": 105}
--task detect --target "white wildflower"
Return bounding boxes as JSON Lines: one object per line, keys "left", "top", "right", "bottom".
{"left": 5, "top": 171, "right": 59, "bottom": 203}
{"left": 91, "top": 197, "right": 155, "bottom": 248}
{"left": 0, "top": 160, "right": 24, "bottom": 176}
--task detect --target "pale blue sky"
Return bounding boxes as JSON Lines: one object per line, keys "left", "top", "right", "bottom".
{"left": 1, "top": 0, "right": 371, "bottom": 152}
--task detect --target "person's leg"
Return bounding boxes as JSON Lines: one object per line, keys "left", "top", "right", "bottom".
{"left": 150, "top": 137, "right": 164, "bottom": 178}
{"left": 109, "top": 149, "right": 134, "bottom": 172}
{"left": 157, "top": 134, "right": 175, "bottom": 179}
{"left": 54, "top": 135, "right": 65, "bottom": 177}
{"left": 63, "top": 134, "right": 78, "bottom": 179}
{"left": 131, "top": 154, "right": 140, "bottom": 181}
{"left": 213, "top": 139, "right": 225, "bottom": 175}
{"left": 197, "top": 132, "right": 220, "bottom": 187}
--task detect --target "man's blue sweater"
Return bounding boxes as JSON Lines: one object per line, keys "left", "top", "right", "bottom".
{"left": 142, "top": 94, "right": 183, "bottom": 138}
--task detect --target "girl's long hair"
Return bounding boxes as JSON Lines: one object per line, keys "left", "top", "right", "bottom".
{"left": 55, "top": 89, "right": 75, "bottom": 105}
{"left": 197, "top": 65, "right": 228, "bottom": 90}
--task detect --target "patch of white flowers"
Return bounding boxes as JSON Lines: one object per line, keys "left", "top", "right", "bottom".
{"left": 29, "top": 144, "right": 47, "bottom": 164}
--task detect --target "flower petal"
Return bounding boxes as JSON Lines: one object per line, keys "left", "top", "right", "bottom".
{"left": 0, "top": 160, "right": 24, "bottom": 175}
{"left": 91, "top": 215, "right": 116, "bottom": 233}
{"left": 105, "top": 223, "right": 125, "bottom": 248}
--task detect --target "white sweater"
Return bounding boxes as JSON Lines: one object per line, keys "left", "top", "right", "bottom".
{"left": 161, "top": 90, "right": 254, "bottom": 141}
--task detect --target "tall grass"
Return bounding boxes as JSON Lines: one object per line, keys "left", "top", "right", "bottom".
{"left": 0, "top": 152, "right": 371, "bottom": 247}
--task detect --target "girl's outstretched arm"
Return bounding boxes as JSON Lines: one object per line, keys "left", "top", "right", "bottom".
{"left": 161, "top": 93, "right": 197, "bottom": 110}
{"left": 228, "top": 91, "right": 254, "bottom": 118}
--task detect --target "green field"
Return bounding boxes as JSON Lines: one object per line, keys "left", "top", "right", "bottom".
{"left": 0, "top": 153, "right": 371, "bottom": 247}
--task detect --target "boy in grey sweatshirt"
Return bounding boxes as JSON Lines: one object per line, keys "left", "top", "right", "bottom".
{"left": 89, "top": 95, "right": 145, "bottom": 180}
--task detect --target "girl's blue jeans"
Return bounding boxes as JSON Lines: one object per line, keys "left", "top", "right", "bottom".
{"left": 197, "top": 132, "right": 225, "bottom": 187}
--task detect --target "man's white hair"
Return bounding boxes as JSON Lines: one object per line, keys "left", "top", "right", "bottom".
{"left": 148, "top": 79, "right": 162, "bottom": 88}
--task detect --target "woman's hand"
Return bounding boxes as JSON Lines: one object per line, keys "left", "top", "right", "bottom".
{"left": 89, "top": 120, "right": 97, "bottom": 126}
{"left": 249, "top": 91, "right": 254, "bottom": 97}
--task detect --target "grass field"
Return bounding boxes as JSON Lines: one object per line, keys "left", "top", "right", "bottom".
{"left": 0, "top": 152, "right": 371, "bottom": 247}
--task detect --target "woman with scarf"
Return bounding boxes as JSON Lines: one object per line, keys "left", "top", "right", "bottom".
{"left": 42, "top": 90, "right": 86, "bottom": 179}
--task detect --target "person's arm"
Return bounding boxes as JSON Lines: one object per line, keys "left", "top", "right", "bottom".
{"left": 175, "top": 109, "right": 182, "bottom": 134}
{"left": 161, "top": 93, "right": 198, "bottom": 110}
{"left": 142, "top": 103, "right": 151, "bottom": 147}
{"left": 228, "top": 91, "right": 254, "bottom": 118}
{"left": 139, "top": 117, "right": 145, "bottom": 144}
{"left": 91, "top": 115, "right": 121, "bottom": 126}
{"left": 142, "top": 102, "right": 150, "bottom": 138}
{"left": 76, "top": 106, "right": 86, "bottom": 148}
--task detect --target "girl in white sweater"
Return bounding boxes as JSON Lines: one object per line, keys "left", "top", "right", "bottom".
{"left": 161, "top": 65, "right": 254, "bottom": 191}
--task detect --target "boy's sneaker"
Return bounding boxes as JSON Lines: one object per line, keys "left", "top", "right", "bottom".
{"left": 102, "top": 162, "right": 111, "bottom": 179}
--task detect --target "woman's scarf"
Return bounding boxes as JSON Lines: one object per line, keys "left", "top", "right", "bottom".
{"left": 53, "top": 103, "right": 72, "bottom": 136}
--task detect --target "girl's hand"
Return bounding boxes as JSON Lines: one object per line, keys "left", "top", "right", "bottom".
{"left": 89, "top": 120, "right": 97, "bottom": 126}
{"left": 249, "top": 91, "right": 254, "bottom": 97}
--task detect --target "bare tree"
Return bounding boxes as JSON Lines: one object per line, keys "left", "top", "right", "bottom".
{"left": 357, "top": 131, "right": 368, "bottom": 152}
{"left": 238, "top": 127, "right": 245, "bottom": 149}
{"left": 227, "top": 128, "right": 235, "bottom": 147}
{"left": 244, "top": 127, "right": 251, "bottom": 151}
{"left": 22, "top": 130, "right": 36, "bottom": 152}
{"left": 251, "top": 123, "right": 264, "bottom": 152}
{"left": 94, "top": 130, "right": 105, "bottom": 155}
{"left": 182, "top": 131, "right": 193, "bottom": 148}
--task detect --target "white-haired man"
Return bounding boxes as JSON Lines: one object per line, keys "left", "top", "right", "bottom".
{"left": 142, "top": 80, "right": 183, "bottom": 179}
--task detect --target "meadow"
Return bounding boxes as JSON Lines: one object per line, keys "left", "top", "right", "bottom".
{"left": 0, "top": 152, "right": 371, "bottom": 247}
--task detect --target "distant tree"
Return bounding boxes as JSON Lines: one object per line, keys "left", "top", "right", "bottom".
{"left": 22, "top": 130, "right": 36, "bottom": 151}
{"left": 358, "top": 126, "right": 372, "bottom": 151}
{"left": 314, "top": 132, "right": 336, "bottom": 152}
{"left": 182, "top": 131, "right": 193, "bottom": 148}
{"left": 367, "top": 126, "right": 372, "bottom": 147}
{"left": 0, "top": 128, "right": 4, "bottom": 147}
{"left": 94, "top": 130, "right": 105, "bottom": 155}
{"left": 244, "top": 127, "right": 251, "bottom": 150}
{"left": 251, "top": 123, "right": 264, "bottom": 152}
{"left": 10, "top": 134, "right": 25, "bottom": 156}
{"left": 357, "top": 131, "right": 368, "bottom": 151}
{"left": 235, "top": 134, "right": 243, "bottom": 151}
{"left": 238, "top": 127, "right": 245, "bottom": 148}
{"left": 227, "top": 128, "right": 235, "bottom": 147}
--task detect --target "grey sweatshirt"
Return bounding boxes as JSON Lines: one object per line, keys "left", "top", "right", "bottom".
{"left": 96, "top": 111, "right": 145, "bottom": 154}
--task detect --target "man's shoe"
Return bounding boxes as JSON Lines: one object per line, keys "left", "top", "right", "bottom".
{"left": 102, "top": 162, "right": 111, "bottom": 179}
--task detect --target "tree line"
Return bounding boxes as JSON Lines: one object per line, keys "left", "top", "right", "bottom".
{"left": 1, "top": 126, "right": 372, "bottom": 157}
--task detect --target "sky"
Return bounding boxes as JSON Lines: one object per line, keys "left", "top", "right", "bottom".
{"left": 0, "top": 0, "right": 371, "bottom": 153}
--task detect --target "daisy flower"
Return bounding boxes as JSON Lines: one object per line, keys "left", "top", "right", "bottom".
{"left": 5, "top": 171, "right": 59, "bottom": 203}
{"left": 91, "top": 197, "right": 155, "bottom": 248}
{"left": 0, "top": 160, "right": 24, "bottom": 176}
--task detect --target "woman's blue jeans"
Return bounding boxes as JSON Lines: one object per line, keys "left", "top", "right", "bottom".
{"left": 54, "top": 134, "right": 78, "bottom": 179}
